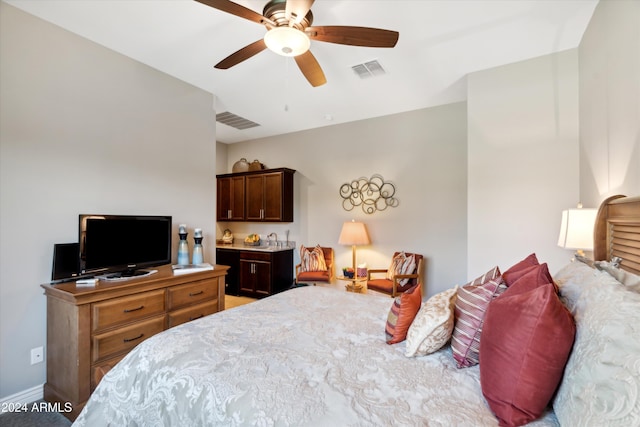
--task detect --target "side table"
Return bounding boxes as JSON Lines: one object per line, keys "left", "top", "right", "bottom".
{"left": 337, "top": 276, "right": 367, "bottom": 293}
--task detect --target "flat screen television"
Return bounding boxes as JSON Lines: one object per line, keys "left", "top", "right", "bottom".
{"left": 79, "top": 214, "right": 172, "bottom": 277}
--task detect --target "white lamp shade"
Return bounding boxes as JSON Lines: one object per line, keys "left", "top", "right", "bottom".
{"left": 263, "top": 27, "right": 310, "bottom": 57}
{"left": 338, "top": 221, "right": 371, "bottom": 246}
{"left": 557, "top": 208, "right": 597, "bottom": 250}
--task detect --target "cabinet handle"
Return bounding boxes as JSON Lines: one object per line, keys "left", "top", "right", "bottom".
{"left": 123, "top": 305, "right": 144, "bottom": 313}
{"left": 189, "top": 290, "right": 204, "bottom": 297}
{"left": 228, "top": 209, "right": 231, "bottom": 218}
{"left": 189, "top": 314, "right": 204, "bottom": 321}
{"left": 260, "top": 209, "right": 264, "bottom": 219}
{"left": 123, "top": 333, "right": 144, "bottom": 343}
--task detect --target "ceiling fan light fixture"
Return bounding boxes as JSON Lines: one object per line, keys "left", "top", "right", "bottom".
{"left": 264, "top": 26, "right": 310, "bottom": 57}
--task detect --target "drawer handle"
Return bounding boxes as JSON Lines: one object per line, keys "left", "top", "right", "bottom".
{"left": 189, "top": 291, "right": 204, "bottom": 297}
{"left": 123, "top": 305, "right": 144, "bottom": 313}
{"left": 123, "top": 333, "right": 144, "bottom": 343}
{"left": 189, "top": 314, "right": 204, "bottom": 321}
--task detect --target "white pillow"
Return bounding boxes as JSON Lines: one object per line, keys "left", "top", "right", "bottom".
{"left": 553, "top": 261, "right": 640, "bottom": 426}
{"left": 595, "top": 261, "right": 640, "bottom": 293}
{"left": 405, "top": 286, "right": 457, "bottom": 357}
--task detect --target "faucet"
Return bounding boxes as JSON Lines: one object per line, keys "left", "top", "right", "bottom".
{"left": 267, "top": 232, "right": 278, "bottom": 246}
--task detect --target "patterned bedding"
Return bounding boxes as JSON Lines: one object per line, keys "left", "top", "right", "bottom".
{"left": 73, "top": 286, "right": 558, "bottom": 426}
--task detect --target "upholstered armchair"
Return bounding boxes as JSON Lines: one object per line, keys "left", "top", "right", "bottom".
{"left": 367, "top": 252, "right": 424, "bottom": 297}
{"left": 295, "top": 246, "right": 335, "bottom": 285}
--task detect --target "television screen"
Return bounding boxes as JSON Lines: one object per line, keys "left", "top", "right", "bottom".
{"left": 79, "top": 215, "right": 172, "bottom": 275}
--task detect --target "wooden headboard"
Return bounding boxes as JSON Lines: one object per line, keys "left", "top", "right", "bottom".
{"left": 593, "top": 195, "right": 640, "bottom": 275}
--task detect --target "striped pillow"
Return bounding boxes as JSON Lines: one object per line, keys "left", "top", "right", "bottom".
{"left": 386, "top": 252, "right": 417, "bottom": 286}
{"left": 299, "top": 245, "right": 328, "bottom": 272}
{"left": 385, "top": 283, "right": 422, "bottom": 344}
{"left": 451, "top": 266, "right": 506, "bottom": 368}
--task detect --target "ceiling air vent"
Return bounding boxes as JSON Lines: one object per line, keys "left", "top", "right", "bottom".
{"left": 216, "top": 112, "right": 260, "bottom": 130}
{"left": 351, "top": 60, "right": 386, "bottom": 79}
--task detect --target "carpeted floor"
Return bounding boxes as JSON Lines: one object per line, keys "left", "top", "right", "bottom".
{"left": 0, "top": 400, "right": 71, "bottom": 426}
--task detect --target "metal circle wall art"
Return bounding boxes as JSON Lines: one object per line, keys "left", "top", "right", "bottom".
{"left": 340, "top": 174, "right": 399, "bottom": 214}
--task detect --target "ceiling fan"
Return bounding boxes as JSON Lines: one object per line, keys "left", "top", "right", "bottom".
{"left": 196, "top": 0, "right": 399, "bottom": 87}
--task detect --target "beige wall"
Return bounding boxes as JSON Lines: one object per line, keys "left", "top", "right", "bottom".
{"left": 579, "top": 0, "right": 640, "bottom": 205}
{"left": 0, "top": 3, "right": 216, "bottom": 399}
{"left": 467, "top": 49, "right": 580, "bottom": 277}
{"left": 219, "top": 103, "right": 468, "bottom": 298}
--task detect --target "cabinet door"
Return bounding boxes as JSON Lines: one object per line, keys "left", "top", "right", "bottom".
{"left": 217, "top": 176, "right": 245, "bottom": 221}
{"left": 216, "top": 249, "right": 239, "bottom": 295}
{"left": 239, "top": 259, "right": 271, "bottom": 297}
{"left": 239, "top": 259, "right": 255, "bottom": 294}
{"left": 262, "top": 172, "right": 284, "bottom": 221}
{"left": 253, "top": 261, "right": 271, "bottom": 297}
{"left": 245, "top": 174, "right": 265, "bottom": 221}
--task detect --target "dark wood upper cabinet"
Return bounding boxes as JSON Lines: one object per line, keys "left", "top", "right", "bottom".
{"left": 217, "top": 168, "right": 294, "bottom": 222}
{"left": 217, "top": 175, "right": 245, "bottom": 221}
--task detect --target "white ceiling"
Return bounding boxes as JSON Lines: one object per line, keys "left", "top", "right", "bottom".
{"left": 6, "top": 0, "right": 599, "bottom": 144}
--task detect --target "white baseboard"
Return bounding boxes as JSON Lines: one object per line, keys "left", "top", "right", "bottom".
{"left": 0, "top": 384, "right": 43, "bottom": 405}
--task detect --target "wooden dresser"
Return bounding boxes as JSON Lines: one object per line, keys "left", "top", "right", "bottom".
{"left": 40, "top": 264, "right": 228, "bottom": 421}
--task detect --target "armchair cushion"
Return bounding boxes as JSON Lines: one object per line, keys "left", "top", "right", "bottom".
{"left": 299, "top": 245, "right": 327, "bottom": 272}
{"left": 297, "top": 270, "right": 331, "bottom": 283}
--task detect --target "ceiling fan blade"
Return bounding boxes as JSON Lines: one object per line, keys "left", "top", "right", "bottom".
{"left": 306, "top": 26, "right": 399, "bottom": 48}
{"left": 285, "top": 0, "right": 314, "bottom": 25}
{"left": 294, "top": 50, "right": 326, "bottom": 87}
{"left": 195, "top": 0, "right": 274, "bottom": 27}
{"left": 215, "top": 39, "right": 267, "bottom": 69}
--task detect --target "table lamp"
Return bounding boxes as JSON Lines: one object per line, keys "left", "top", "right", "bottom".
{"left": 557, "top": 205, "right": 597, "bottom": 257}
{"left": 338, "top": 220, "right": 371, "bottom": 277}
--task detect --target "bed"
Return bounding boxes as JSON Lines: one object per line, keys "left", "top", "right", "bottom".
{"left": 73, "top": 195, "right": 640, "bottom": 427}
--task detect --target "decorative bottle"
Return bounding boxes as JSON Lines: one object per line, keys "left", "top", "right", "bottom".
{"left": 177, "top": 224, "right": 189, "bottom": 265}
{"left": 192, "top": 228, "right": 204, "bottom": 265}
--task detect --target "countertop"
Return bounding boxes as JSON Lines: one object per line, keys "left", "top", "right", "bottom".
{"left": 215, "top": 242, "right": 295, "bottom": 253}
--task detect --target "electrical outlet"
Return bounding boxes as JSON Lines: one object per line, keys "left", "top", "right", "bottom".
{"left": 30, "top": 346, "right": 44, "bottom": 365}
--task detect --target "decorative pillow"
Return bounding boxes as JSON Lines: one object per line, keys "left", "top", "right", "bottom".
{"left": 405, "top": 286, "right": 458, "bottom": 357}
{"left": 386, "top": 252, "right": 416, "bottom": 286}
{"left": 553, "top": 262, "right": 640, "bottom": 426}
{"left": 451, "top": 266, "right": 505, "bottom": 368}
{"left": 385, "top": 283, "right": 422, "bottom": 344}
{"left": 480, "top": 272, "right": 575, "bottom": 427}
{"left": 299, "top": 245, "right": 327, "bottom": 272}
{"left": 502, "top": 253, "right": 539, "bottom": 286}
{"left": 595, "top": 260, "right": 640, "bottom": 292}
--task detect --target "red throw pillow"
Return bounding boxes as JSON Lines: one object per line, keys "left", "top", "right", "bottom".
{"left": 385, "top": 284, "right": 422, "bottom": 344}
{"left": 480, "top": 274, "right": 575, "bottom": 426}
{"left": 502, "top": 253, "right": 539, "bottom": 286}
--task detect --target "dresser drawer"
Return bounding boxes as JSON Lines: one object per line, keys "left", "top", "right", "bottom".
{"left": 91, "top": 354, "right": 124, "bottom": 391}
{"left": 167, "top": 279, "right": 216, "bottom": 310}
{"left": 92, "top": 314, "right": 165, "bottom": 363}
{"left": 92, "top": 289, "right": 165, "bottom": 332}
{"left": 168, "top": 300, "right": 217, "bottom": 328}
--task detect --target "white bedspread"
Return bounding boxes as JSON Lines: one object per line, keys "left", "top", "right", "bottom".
{"left": 73, "top": 286, "right": 558, "bottom": 426}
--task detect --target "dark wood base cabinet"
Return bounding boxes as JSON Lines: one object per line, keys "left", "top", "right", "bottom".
{"left": 238, "top": 249, "right": 293, "bottom": 298}
{"left": 40, "top": 265, "right": 228, "bottom": 421}
{"left": 216, "top": 247, "right": 293, "bottom": 298}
